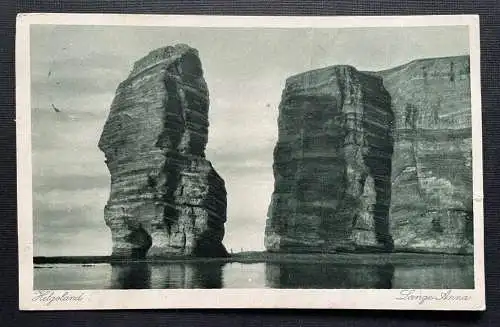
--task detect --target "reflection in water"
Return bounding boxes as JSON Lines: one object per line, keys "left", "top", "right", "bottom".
{"left": 265, "top": 263, "right": 396, "bottom": 289}
{"left": 375, "top": 264, "right": 395, "bottom": 289}
{"left": 222, "top": 263, "right": 267, "bottom": 288}
{"left": 110, "top": 262, "right": 224, "bottom": 289}
{"left": 265, "top": 262, "right": 473, "bottom": 289}
{"left": 149, "top": 262, "right": 224, "bottom": 289}
{"left": 110, "top": 262, "right": 152, "bottom": 289}
{"left": 34, "top": 259, "right": 474, "bottom": 290}
{"left": 392, "top": 263, "right": 474, "bottom": 289}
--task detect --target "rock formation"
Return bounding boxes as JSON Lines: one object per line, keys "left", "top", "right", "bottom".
{"left": 378, "top": 56, "right": 473, "bottom": 253}
{"left": 99, "top": 44, "right": 228, "bottom": 259}
{"left": 266, "top": 56, "right": 473, "bottom": 254}
{"left": 265, "top": 66, "right": 395, "bottom": 253}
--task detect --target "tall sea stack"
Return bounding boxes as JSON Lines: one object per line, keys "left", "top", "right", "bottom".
{"left": 98, "top": 44, "right": 228, "bottom": 259}
{"left": 266, "top": 66, "right": 395, "bottom": 253}
{"left": 266, "top": 56, "right": 473, "bottom": 254}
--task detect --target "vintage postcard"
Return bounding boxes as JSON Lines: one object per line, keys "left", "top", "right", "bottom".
{"left": 16, "top": 13, "right": 485, "bottom": 310}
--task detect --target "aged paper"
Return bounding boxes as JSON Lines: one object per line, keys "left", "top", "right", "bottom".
{"left": 17, "top": 13, "right": 484, "bottom": 310}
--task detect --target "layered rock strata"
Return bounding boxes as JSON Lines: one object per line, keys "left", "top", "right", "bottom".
{"left": 265, "top": 56, "right": 473, "bottom": 254}
{"left": 99, "top": 44, "right": 228, "bottom": 259}
{"left": 265, "top": 66, "right": 395, "bottom": 252}
{"left": 378, "top": 56, "right": 473, "bottom": 253}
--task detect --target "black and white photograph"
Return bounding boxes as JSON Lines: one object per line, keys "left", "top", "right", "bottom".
{"left": 16, "top": 13, "right": 484, "bottom": 310}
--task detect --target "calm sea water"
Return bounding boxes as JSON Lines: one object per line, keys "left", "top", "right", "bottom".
{"left": 34, "top": 261, "right": 474, "bottom": 289}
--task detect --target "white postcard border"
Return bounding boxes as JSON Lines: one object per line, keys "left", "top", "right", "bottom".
{"left": 16, "top": 13, "right": 485, "bottom": 311}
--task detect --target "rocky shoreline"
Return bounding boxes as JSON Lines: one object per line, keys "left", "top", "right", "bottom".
{"left": 34, "top": 251, "right": 472, "bottom": 266}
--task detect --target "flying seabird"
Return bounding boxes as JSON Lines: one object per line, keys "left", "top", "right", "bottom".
{"left": 51, "top": 104, "right": 61, "bottom": 113}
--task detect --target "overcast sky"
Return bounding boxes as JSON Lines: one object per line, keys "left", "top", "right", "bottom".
{"left": 30, "top": 24, "right": 469, "bottom": 256}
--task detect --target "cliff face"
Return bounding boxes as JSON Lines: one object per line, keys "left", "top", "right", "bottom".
{"left": 265, "top": 66, "right": 395, "bottom": 252}
{"left": 98, "top": 44, "right": 228, "bottom": 259}
{"left": 266, "top": 56, "right": 473, "bottom": 254}
{"left": 378, "top": 56, "right": 473, "bottom": 253}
